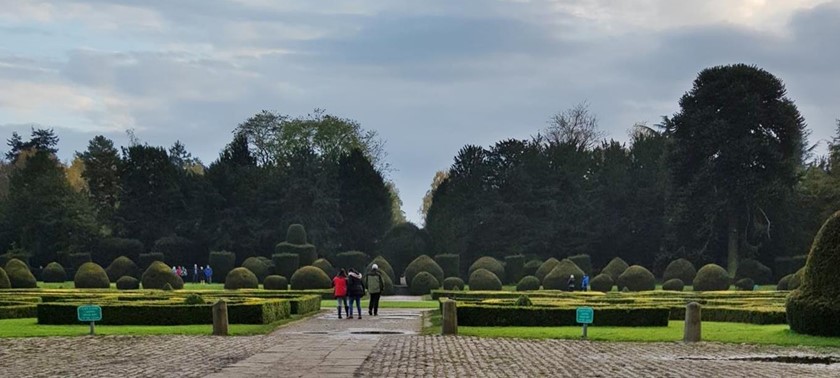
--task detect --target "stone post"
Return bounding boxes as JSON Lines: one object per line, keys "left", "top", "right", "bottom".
{"left": 442, "top": 299, "right": 458, "bottom": 336}
{"left": 683, "top": 302, "right": 701, "bottom": 342}
{"left": 213, "top": 299, "right": 229, "bottom": 336}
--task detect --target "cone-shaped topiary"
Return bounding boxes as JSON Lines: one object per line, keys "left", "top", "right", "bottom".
{"left": 535, "top": 258, "right": 560, "bottom": 283}
{"left": 271, "top": 253, "right": 299, "bottom": 282}
{"left": 0, "top": 267, "right": 10, "bottom": 289}
{"left": 404, "top": 255, "right": 444, "bottom": 289}
{"left": 589, "top": 273, "right": 614, "bottom": 293}
{"left": 617, "top": 265, "right": 656, "bottom": 292}
{"left": 787, "top": 211, "right": 840, "bottom": 336}
{"left": 42, "top": 262, "right": 67, "bottom": 283}
{"left": 663, "top": 258, "right": 697, "bottom": 284}
{"left": 264, "top": 275, "right": 288, "bottom": 290}
{"left": 434, "top": 254, "right": 460, "bottom": 280}
{"left": 542, "top": 259, "right": 584, "bottom": 290}
{"left": 601, "top": 257, "right": 629, "bottom": 282}
{"left": 777, "top": 274, "right": 793, "bottom": 290}
{"left": 735, "top": 259, "right": 773, "bottom": 285}
{"left": 312, "top": 258, "right": 334, "bottom": 276}
{"left": 105, "top": 256, "right": 140, "bottom": 282}
{"left": 523, "top": 260, "right": 542, "bottom": 277}
{"left": 409, "top": 271, "right": 440, "bottom": 295}
{"left": 468, "top": 257, "right": 505, "bottom": 283}
{"left": 141, "top": 261, "right": 184, "bottom": 290}
{"left": 290, "top": 266, "right": 331, "bottom": 290}
{"left": 662, "top": 278, "right": 685, "bottom": 291}
{"left": 735, "top": 278, "right": 755, "bottom": 291}
{"left": 568, "top": 254, "right": 592, "bottom": 276}
{"left": 469, "top": 268, "right": 502, "bottom": 291}
{"left": 74, "top": 262, "right": 110, "bottom": 289}
{"left": 367, "top": 256, "right": 396, "bottom": 284}
{"left": 224, "top": 267, "right": 259, "bottom": 289}
{"left": 116, "top": 276, "right": 140, "bottom": 290}
{"left": 516, "top": 275, "right": 541, "bottom": 291}
{"left": 241, "top": 257, "right": 270, "bottom": 283}
{"left": 442, "top": 277, "right": 465, "bottom": 291}
{"left": 4, "top": 259, "right": 36, "bottom": 288}
{"left": 692, "top": 264, "right": 730, "bottom": 291}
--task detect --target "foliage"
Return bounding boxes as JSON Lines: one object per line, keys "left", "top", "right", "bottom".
{"left": 662, "top": 278, "right": 684, "bottom": 291}
{"left": 78, "top": 135, "right": 122, "bottom": 230}
{"left": 616, "top": 265, "right": 656, "bottom": 292}
{"left": 95, "top": 238, "right": 144, "bottom": 266}
{"left": 788, "top": 268, "right": 804, "bottom": 290}
{"left": 271, "top": 253, "right": 299, "bottom": 282}
{"left": 41, "top": 262, "right": 67, "bottom": 283}
{"left": 409, "top": 272, "right": 440, "bottom": 295}
{"left": 116, "top": 276, "right": 140, "bottom": 290}
{"left": 105, "top": 256, "right": 139, "bottom": 282}
{"left": 334, "top": 251, "right": 369, "bottom": 273}
{"left": 286, "top": 224, "right": 308, "bottom": 245}
{"left": 0, "top": 267, "right": 9, "bottom": 289}
{"left": 74, "top": 262, "right": 110, "bottom": 289}
{"left": 662, "top": 258, "right": 696, "bottom": 284}
{"left": 503, "top": 255, "right": 525, "bottom": 284}
{"left": 433, "top": 254, "right": 459, "bottom": 280}
{"left": 241, "top": 257, "right": 271, "bottom": 283}
{"left": 224, "top": 267, "right": 259, "bottom": 290}
{"left": 377, "top": 222, "right": 430, "bottom": 277}
{"left": 263, "top": 275, "right": 288, "bottom": 290}
{"left": 468, "top": 269, "right": 503, "bottom": 291}
{"left": 735, "top": 259, "right": 773, "bottom": 285}
{"left": 4, "top": 259, "right": 36, "bottom": 288}
{"left": 601, "top": 257, "right": 629, "bottom": 282}
{"left": 138, "top": 253, "right": 165, "bottom": 270}
{"left": 67, "top": 253, "right": 92, "bottom": 270}
{"left": 468, "top": 257, "right": 505, "bottom": 284}
{"left": 337, "top": 149, "right": 393, "bottom": 252}
{"left": 693, "top": 264, "right": 731, "bottom": 292}
{"left": 514, "top": 295, "right": 533, "bottom": 307}
{"left": 150, "top": 236, "right": 202, "bottom": 268}
{"left": 516, "top": 276, "right": 541, "bottom": 291}
{"left": 289, "top": 266, "right": 331, "bottom": 290}
{"left": 735, "top": 278, "right": 755, "bottom": 291}
{"left": 523, "top": 260, "right": 542, "bottom": 277}
{"left": 442, "top": 277, "right": 465, "bottom": 291}
{"left": 184, "top": 294, "right": 205, "bottom": 305}
{"left": 312, "top": 258, "right": 334, "bottom": 276}
{"left": 542, "top": 259, "right": 584, "bottom": 291}
{"left": 567, "top": 254, "right": 592, "bottom": 276}
{"left": 208, "top": 251, "right": 236, "bottom": 283}
{"left": 534, "top": 258, "right": 560, "bottom": 283}
{"left": 456, "top": 305, "right": 669, "bottom": 327}
{"left": 777, "top": 274, "right": 792, "bottom": 290}
{"left": 589, "top": 273, "right": 614, "bottom": 293}
{"left": 403, "top": 255, "right": 444, "bottom": 290}
{"left": 141, "top": 261, "right": 184, "bottom": 290}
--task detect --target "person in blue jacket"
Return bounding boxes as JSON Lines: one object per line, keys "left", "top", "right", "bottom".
{"left": 204, "top": 265, "right": 213, "bottom": 284}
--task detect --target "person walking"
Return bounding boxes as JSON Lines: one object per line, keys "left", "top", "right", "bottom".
{"left": 204, "top": 265, "right": 213, "bottom": 284}
{"left": 332, "top": 269, "right": 349, "bottom": 319}
{"left": 193, "top": 264, "right": 199, "bottom": 283}
{"left": 198, "top": 266, "right": 205, "bottom": 284}
{"left": 364, "top": 264, "right": 385, "bottom": 316}
{"left": 567, "top": 274, "right": 576, "bottom": 292}
{"left": 581, "top": 275, "right": 590, "bottom": 292}
{"left": 347, "top": 268, "right": 365, "bottom": 319}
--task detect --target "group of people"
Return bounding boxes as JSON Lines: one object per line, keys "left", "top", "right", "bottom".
{"left": 170, "top": 264, "right": 213, "bottom": 284}
{"left": 332, "top": 264, "right": 385, "bottom": 319}
{"left": 568, "top": 274, "right": 590, "bottom": 291}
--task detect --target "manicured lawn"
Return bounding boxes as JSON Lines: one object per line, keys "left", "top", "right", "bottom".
{"left": 458, "top": 321, "right": 840, "bottom": 347}
{"left": 319, "top": 300, "right": 438, "bottom": 309}
{"left": 0, "top": 315, "right": 307, "bottom": 338}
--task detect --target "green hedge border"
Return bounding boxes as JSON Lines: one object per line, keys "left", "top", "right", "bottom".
{"left": 455, "top": 304, "right": 670, "bottom": 327}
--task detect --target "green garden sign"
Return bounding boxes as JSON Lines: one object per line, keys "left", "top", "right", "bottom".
{"left": 77, "top": 305, "right": 102, "bottom": 335}
{"left": 576, "top": 306, "right": 594, "bottom": 339}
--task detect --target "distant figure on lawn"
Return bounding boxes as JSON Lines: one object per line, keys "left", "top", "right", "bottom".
{"left": 581, "top": 275, "right": 590, "bottom": 292}
{"left": 568, "top": 275, "right": 575, "bottom": 291}
{"left": 198, "top": 266, "right": 205, "bottom": 284}
{"left": 333, "top": 269, "right": 349, "bottom": 319}
{"left": 347, "top": 268, "right": 365, "bottom": 319}
{"left": 364, "top": 264, "right": 384, "bottom": 316}
{"left": 193, "top": 264, "right": 199, "bottom": 283}
{"left": 204, "top": 265, "right": 213, "bottom": 284}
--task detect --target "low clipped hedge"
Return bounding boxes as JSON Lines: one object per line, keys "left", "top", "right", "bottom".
{"left": 616, "top": 265, "right": 655, "bottom": 292}
{"left": 434, "top": 254, "right": 460, "bottom": 280}
{"left": 601, "top": 257, "right": 630, "bottom": 282}
{"left": 516, "top": 276, "right": 541, "bottom": 291}
{"left": 662, "top": 278, "right": 685, "bottom": 292}
{"left": 37, "top": 299, "right": 291, "bottom": 325}
{"left": 693, "top": 264, "right": 731, "bottom": 291}
{"left": 264, "top": 275, "right": 288, "bottom": 290}
{"left": 334, "top": 251, "right": 369, "bottom": 273}
{"left": 105, "top": 256, "right": 140, "bottom": 282}
{"left": 289, "top": 266, "right": 331, "bottom": 290}
{"left": 271, "top": 254, "right": 299, "bottom": 283}
{"left": 74, "top": 262, "right": 110, "bottom": 289}
{"left": 241, "top": 257, "right": 271, "bottom": 283}
{"left": 468, "top": 257, "right": 505, "bottom": 285}
{"left": 404, "top": 255, "right": 444, "bottom": 290}
{"left": 662, "top": 258, "right": 696, "bottom": 284}
{"left": 669, "top": 306, "right": 786, "bottom": 325}
{"left": 410, "top": 271, "right": 440, "bottom": 295}
{"left": 5, "top": 259, "right": 36, "bottom": 288}
{"left": 312, "top": 258, "right": 335, "bottom": 277}
{"left": 141, "top": 261, "right": 184, "bottom": 290}
{"left": 442, "top": 277, "right": 465, "bottom": 291}
{"left": 0, "top": 304, "right": 37, "bottom": 319}
{"left": 468, "top": 269, "right": 502, "bottom": 291}
{"left": 457, "top": 305, "right": 669, "bottom": 327}
{"left": 504, "top": 255, "right": 525, "bottom": 284}
{"left": 116, "top": 276, "right": 140, "bottom": 290}
{"left": 225, "top": 267, "right": 259, "bottom": 290}
{"left": 208, "top": 251, "right": 236, "bottom": 283}
{"left": 42, "top": 262, "right": 67, "bottom": 283}
{"left": 735, "top": 259, "right": 773, "bottom": 285}
{"left": 589, "top": 273, "right": 614, "bottom": 293}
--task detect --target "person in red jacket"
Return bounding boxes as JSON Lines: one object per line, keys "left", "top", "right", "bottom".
{"left": 332, "top": 269, "right": 349, "bottom": 319}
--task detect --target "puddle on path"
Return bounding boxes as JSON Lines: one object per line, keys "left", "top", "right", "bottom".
{"left": 679, "top": 356, "right": 840, "bottom": 365}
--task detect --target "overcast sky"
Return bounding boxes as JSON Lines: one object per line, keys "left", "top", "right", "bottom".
{"left": 1, "top": 0, "right": 838, "bottom": 224}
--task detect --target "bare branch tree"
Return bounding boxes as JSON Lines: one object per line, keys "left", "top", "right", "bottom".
{"left": 544, "top": 102, "right": 604, "bottom": 151}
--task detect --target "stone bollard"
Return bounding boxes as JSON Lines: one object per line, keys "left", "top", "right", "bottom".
{"left": 442, "top": 299, "right": 458, "bottom": 336}
{"left": 213, "top": 300, "right": 229, "bottom": 336}
{"left": 683, "top": 302, "right": 701, "bottom": 342}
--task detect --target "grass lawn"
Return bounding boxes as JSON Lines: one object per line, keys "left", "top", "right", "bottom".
{"left": 0, "top": 315, "right": 307, "bottom": 338}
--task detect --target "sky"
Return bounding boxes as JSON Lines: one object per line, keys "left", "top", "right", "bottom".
{"left": 1, "top": 0, "right": 838, "bottom": 224}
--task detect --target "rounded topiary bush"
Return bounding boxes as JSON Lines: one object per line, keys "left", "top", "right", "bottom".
{"left": 692, "top": 264, "right": 731, "bottom": 291}
{"left": 367, "top": 255, "right": 396, "bottom": 284}
{"left": 601, "top": 257, "right": 630, "bottom": 282}
{"left": 409, "top": 271, "right": 440, "bottom": 295}
{"left": 535, "top": 258, "right": 560, "bottom": 283}
{"left": 5, "top": 259, "right": 36, "bottom": 288}
{"left": 469, "top": 268, "right": 502, "bottom": 291}
{"left": 41, "top": 262, "right": 67, "bottom": 283}
{"left": 224, "top": 267, "right": 259, "bottom": 290}
{"left": 735, "top": 278, "right": 755, "bottom": 291}
{"left": 116, "top": 276, "right": 140, "bottom": 290}
{"left": 286, "top": 224, "right": 308, "bottom": 245}
{"left": 468, "top": 257, "right": 505, "bottom": 283}
{"left": 105, "top": 256, "right": 140, "bottom": 282}
{"left": 0, "top": 267, "right": 10, "bottom": 289}
{"left": 787, "top": 211, "right": 840, "bottom": 336}
{"left": 141, "top": 261, "right": 184, "bottom": 290}
{"left": 74, "top": 262, "right": 110, "bottom": 289}
{"left": 616, "top": 265, "right": 656, "bottom": 292}
{"left": 442, "top": 277, "right": 465, "bottom": 291}
{"left": 184, "top": 293, "right": 205, "bottom": 305}
{"left": 434, "top": 254, "right": 460, "bottom": 280}
{"left": 735, "top": 259, "right": 773, "bottom": 285}
{"left": 290, "top": 266, "right": 331, "bottom": 290}
{"left": 523, "top": 260, "right": 542, "bottom": 277}
{"left": 777, "top": 274, "right": 793, "bottom": 290}
{"left": 662, "top": 278, "right": 685, "bottom": 291}
{"left": 662, "top": 258, "right": 697, "bottom": 284}
{"left": 516, "top": 275, "right": 541, "bottom": 291}
{"left": 515, "top": 294, "right": 533, "bottom": 307}
{"left": 312, "top": 258, "right": 335, "bottom": 276}
{"left": 241, "top": 257, "right": 270, "bottom": 283}
{"left": 404, "top": 255, "right": 444, "bottom": 290}
{"left": 263, "top": 275, "right": 288, "bottom": 290}
{"left": 589, "top": 273, "right": 614, "bottom": 293}
{"left": 542, "top": 259, "right": 584, "bottom": 291}
{"left": 381, "top": 273, "right": 395, "bottom": 295}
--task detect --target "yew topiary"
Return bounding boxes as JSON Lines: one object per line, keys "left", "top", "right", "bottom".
{"left": 263, "top": 275, "right": 288, "bottom": 290}
{"left": 516, "top": 275, "right": 541, "bottom": 291}
{"left": 692, "top": 264, "right": 730, "bottom": 291}
{"left": 468, "top": 268, "right": 502, "bottom": 291}
{"left": 224, "top": 267, "right": 259, "bottom": 290}
{"left": 241, "top": 257, "right": 270, "bottom": 283}
{"left": 367, "top": 256, "right": 396, "bottom": 284}
{"left": 734, "top": 278, "right": 755, "bottom": 291}
{"left": 662, "top": 278, "right": 685, "bottom": 291}
{"left": 105, "top": 256, "right": 140, "bottom": 282}
{"left": 271, "top": 253, "right": 299, "bottom": 282}
{"left": 4, "top": 259, "right": 36, "bottom": 288}
{"left": 601, "top": 257, "right": 630, "bottom": 282}
{"left": 589, "top": 273, "right": 614, "bottom": 293}
{"left": 616, "top": 265, "right": 656, "bottom": 292}
{"left": 74, "top": 262, "right": 110, "bottom": 289}
{"left": 0, "top": 267, "right": 10, "bottom": 289}
{"left": 442, "top": 277, "right": 465, "bottom": 291}
{"left": 404, "top": 255, "right": 444, "bottom": 290}
{"left": 777, "top": 274, "right": 793, "bottom": 290}
{"left": 434, "top": 254, "right": 460, "bottom": 280}
{"left": 116, "top": 276, "right": 140, "bottom": 290}
{"left": 409, "top": 271, "right": 440, "bottom": 295}
{"left": 275, "top": 224, "right": 317, "bottom": 266}
{"left": 535, "top": 258, "right": 560, "bottom": 283}
{"left": 662, "top": 258, "right": 697, "bottom": 284}
{"left": 568, "top": 254, "right": 592, "bottom": 276}
{"left": 42, "top": 262, "right": 67, "bottom": 283}
{"left": 312, "top": 258, "right": 335, "bottom": 276}
{"left": 735, "top": 259, "right": 773, "bottom": 285}
{"left": 542, "top": 259, "right": 584, "bottom": 291}
{"left": 289, "top": 266, "right": 331, "bottom": 290}
{"left": 523, "top": 260, "right": 542, "bottom": 277}
{"left": 468, "top": 257, "right": 505, "bottom": 283}
{"left": 141, "top": 261, "right": 184, "bottom": 290}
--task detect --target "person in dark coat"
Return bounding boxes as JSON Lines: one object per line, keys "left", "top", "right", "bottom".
{"left": 567, "top": 274, "right": 575, "bottom": 292}
{"left": 364, "top": 264, "right": 385, "bottom": 316}
{"left": 347, "top": 268, "right": 365, "bottom": 319}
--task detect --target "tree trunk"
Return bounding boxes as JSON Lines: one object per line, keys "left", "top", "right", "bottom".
{"left": 727, "top": 210, "right": 739, "bottom": 276}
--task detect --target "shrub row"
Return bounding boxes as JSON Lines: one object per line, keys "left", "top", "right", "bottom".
{"left": 456, "top": 304, "right": 669, "bottom": 327}
{"left": 669, "top": 306, "right": 786, "bottom": 325}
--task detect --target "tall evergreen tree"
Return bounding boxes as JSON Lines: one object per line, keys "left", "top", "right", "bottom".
{"left": 337, "top": 149, "right": 393, "bottom": 252}
{"left": 78, "top": 136, "right": 122, "bottom": 232}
